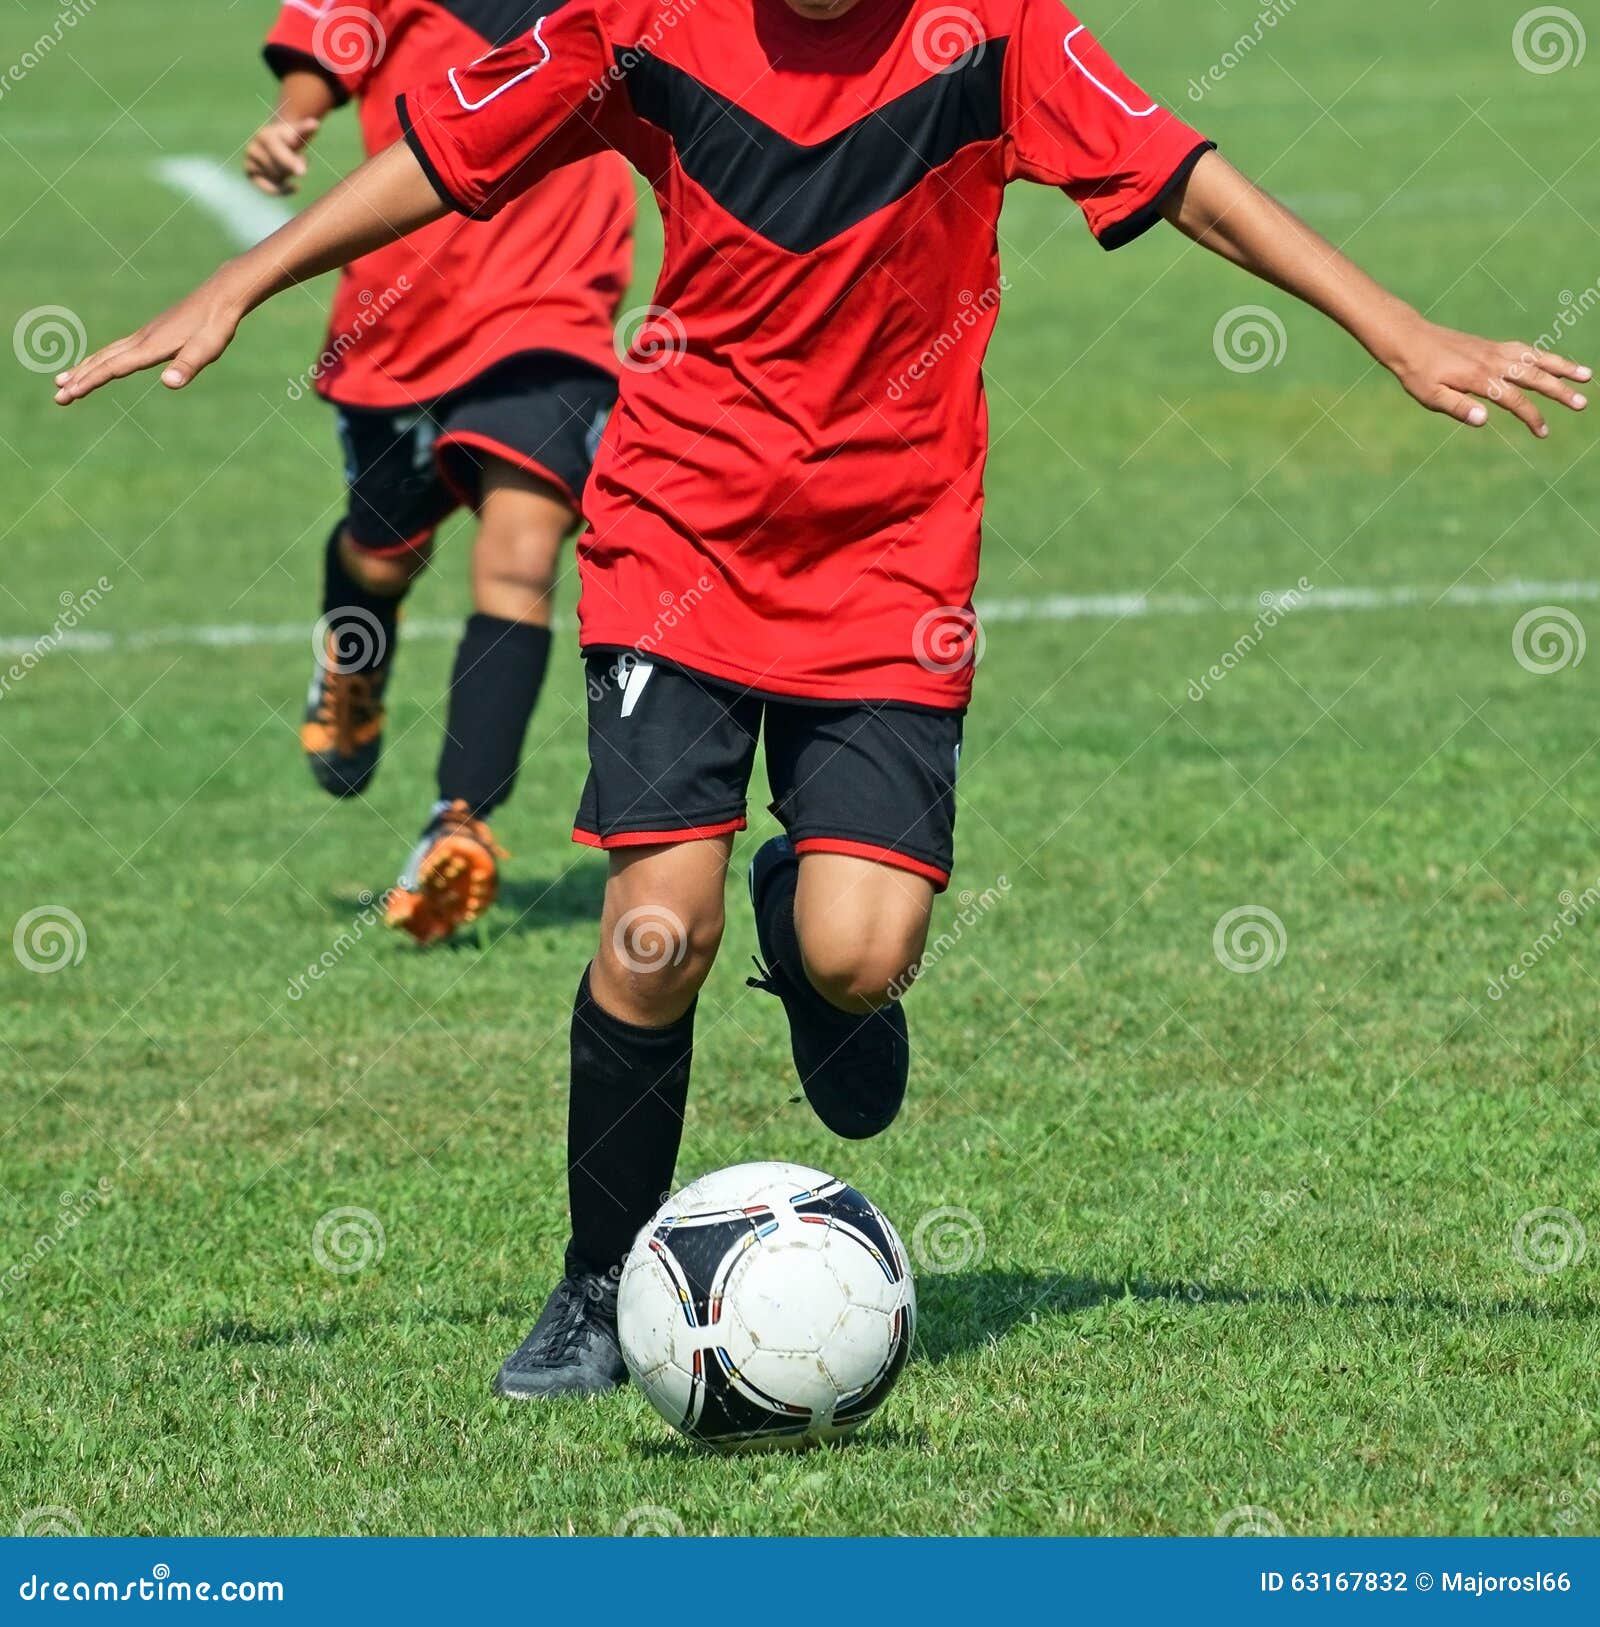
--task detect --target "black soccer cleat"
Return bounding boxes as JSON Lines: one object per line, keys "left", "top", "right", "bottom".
{"left": 300, "top": 626, "right": 390, "bottom": 798}
{"left": 747, "top": 834, "right": 908, "bottom": 1140}
{"left": 492, "top": 1270, "right": 628, "bottom": 1401}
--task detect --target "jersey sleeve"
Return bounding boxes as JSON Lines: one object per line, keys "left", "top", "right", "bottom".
{"left": 263, "top": 1, "right": 383, "bottom": 106}
{"left": 1002, "top": 0, "right": 1214, "bottom": 249}
{"left": 396, "top": 7, "right": 621, "bottom": 220}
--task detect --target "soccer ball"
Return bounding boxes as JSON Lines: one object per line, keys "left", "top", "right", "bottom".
{"left": 617, "top": 1161, "right": 916, "bottom": 1450}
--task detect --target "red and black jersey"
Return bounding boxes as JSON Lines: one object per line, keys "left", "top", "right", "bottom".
{"left": 400, "top": 0, "right": 1210, "bottom": 707}
{"left": 264, "top": 0, "right": 635, "bottom": 407}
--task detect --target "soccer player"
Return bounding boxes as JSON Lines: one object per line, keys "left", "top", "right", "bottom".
{"left": 249, "top": 0, "right": 635, "bottom": 943}
{"left": 57, "top": 0, "right": 1588, "bottom": 1396}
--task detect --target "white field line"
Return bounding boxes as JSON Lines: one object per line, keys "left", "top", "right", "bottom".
{"left": 5, "top": 580, "right": 1599, "bottom": 662}
{"left": 153, "top": 157, "right": 293, "bottom": 249}
{"left": 977, "top": 578, "right": 1600, "bottom": 624}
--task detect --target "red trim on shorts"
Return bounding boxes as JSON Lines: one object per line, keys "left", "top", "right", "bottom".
{"left": 792, "top": 837, "right": 951, "bottom": 890}
{"left": 572, "top": 817, "right": 747, "bottom": 850}
{"left": 345, "top": 524, "right": 437, "bottom": 559}
{"left": 434, "top": 431, "right": 579, "bottom": 512}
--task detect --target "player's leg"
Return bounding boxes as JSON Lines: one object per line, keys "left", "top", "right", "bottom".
{"left": 494, "top": 836, "right": 733, "bottom": 1402}
{"left": 387, "top": 355, "right": 615, "bottom": 942}
{"left": 386, "top": 463, "right": 572, "bottom": 943}
{"left": 302, "top": 404, "right": 448, "bottom": 796}
{"left": 494, "top": 656, "right": 759, "bottom": 1400}
{"left": 749, "top": 701, "right": 959, "bottom": 1138}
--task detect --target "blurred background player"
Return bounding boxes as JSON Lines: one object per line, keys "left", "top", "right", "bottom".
{"left": 250, "top": 0, "right": 634, "bottom": 943}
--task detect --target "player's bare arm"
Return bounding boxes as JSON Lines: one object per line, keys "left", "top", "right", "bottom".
{"left": 244, "top": 68, "right": 336, "bottom": 197}
{"left": 55, "top": 140, "right": 444, "bottom": 406}
{"left": 1162, "top": 150, "right": 1591, "bottom": 438}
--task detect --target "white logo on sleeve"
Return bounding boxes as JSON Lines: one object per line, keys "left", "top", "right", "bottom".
{"left": 1062, "top": 24, "right": 1159, "bottom": 117}
{"left": 449, "top": 16, "right": 552, "bottom": 112}
{"left": 614, "top": 654, "right": 655, "bottom": 718}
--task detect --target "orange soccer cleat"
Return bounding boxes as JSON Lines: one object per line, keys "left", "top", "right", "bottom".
{"left": 385, "top": 799, "right": 508, "bottom": 945}
{"left": 300, "top": 628, "right": 390, "bottom": 798}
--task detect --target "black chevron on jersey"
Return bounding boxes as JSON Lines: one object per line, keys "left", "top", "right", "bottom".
{"left": 619, "top": 42, "right": 1009, "bottom": 255}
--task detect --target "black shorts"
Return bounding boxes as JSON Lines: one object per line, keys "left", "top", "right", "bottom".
{"left": 331, "top": 351, "right": 617, "bottom": 556}
{"left": 574, "top": 654, "right": 962, "bottom": 890}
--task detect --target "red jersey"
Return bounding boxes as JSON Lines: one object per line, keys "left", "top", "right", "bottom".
{"left": 400, "top": 0, "right": 1209, "bottom": 706}
{"left": 264, "top": 0, "right": 635, "bottom": 406}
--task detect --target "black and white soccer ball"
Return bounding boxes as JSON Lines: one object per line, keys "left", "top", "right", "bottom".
{"left": 617, "top": 1162, "right": 916, "bottom": 1450}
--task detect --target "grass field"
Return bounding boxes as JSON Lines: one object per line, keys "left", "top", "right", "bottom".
{"left": 4, "top": 0, "right": 1600, "bottom": 1538}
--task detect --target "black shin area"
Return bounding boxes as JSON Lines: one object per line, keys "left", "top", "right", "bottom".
{"left": 436, "top": 614, "right": 551, "bottom": 816}
{"left": 321, "top": 523, "right": 404, "bottom": 672}
{"left": 565, "top": 966, "right": 695, "bottom": 1277}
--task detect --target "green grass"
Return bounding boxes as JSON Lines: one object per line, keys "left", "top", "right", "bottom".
{"left": 3, "top": 0, "right": 1599, "bottom": 1537}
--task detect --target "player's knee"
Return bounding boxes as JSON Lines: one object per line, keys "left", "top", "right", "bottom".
{"left": 800, "top": 928, "right": 924, "bottom": 1013}
{"left": 794, "top": 856, "right": 932, "bottom": 1012}
{"left": 472, "top": 518, "right": 564, "bottom": 622}
{"left": 477, "top": 525, "right": 560, "bottom": 597}
{"left": 342, "top": 530, "right": 428, "bottom": 596}
{"left": 472, "top": 466, "right": 572, "bottom": 616}
{"left": 598, "top": 898, "right": 724, "bottom": 1019}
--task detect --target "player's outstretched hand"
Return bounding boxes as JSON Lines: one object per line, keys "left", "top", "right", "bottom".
{"left": 244, "top": 116, "right": 322, "bottom": 196}
{"left": 1386, "top": 320, "right": 1591, "bottom": 438}
{"left": 53, "top": 275, "right": 245, "bottom": 406}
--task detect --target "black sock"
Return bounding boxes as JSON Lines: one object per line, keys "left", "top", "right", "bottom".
{"left": 436, "top": 614, "right": 551, "bottom": 817}
{"left": 321, "top": 523, "right": 403, "bottom": 673}
{"left": 565, "top": 966, "right": 694, "bottom": 1279}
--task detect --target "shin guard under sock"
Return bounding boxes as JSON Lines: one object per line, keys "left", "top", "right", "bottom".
{"left": 321, "top": 523, "right": 403, "bottom": 673}
{"left": 436, "top": 614, "right": 551, "bottom": 817}
{"left": 565, "top": 966, "right": 695, "bottom": 1277}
